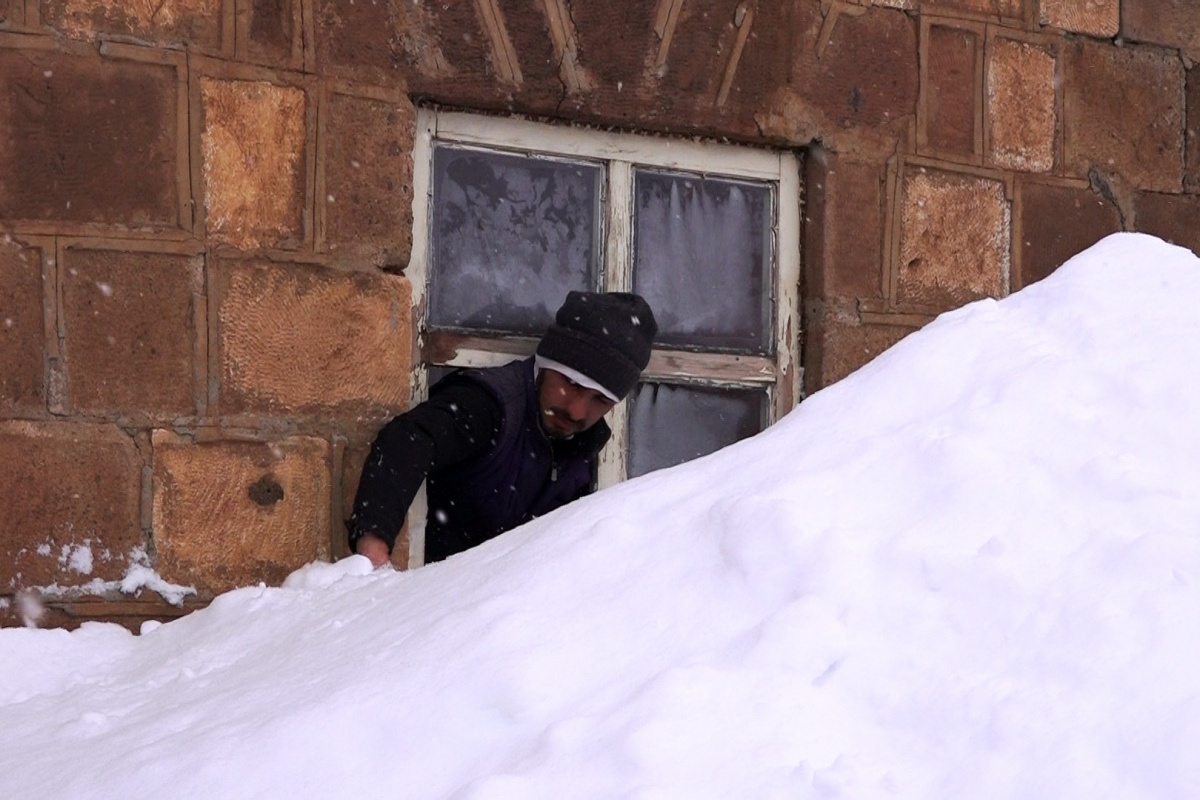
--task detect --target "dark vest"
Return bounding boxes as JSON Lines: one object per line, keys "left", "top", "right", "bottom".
{"left": 424, "top": 358, "right": 610, "bottom": 562}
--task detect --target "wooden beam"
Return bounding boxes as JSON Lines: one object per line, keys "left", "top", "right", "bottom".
{"left": 474, "top": 0, "right": 523, "bottom": 87}
{"left": 717, "top": 1, "right": 756, "bottom": 108}
{"left": 539, "top": 0, "right": 592, "bottom": 94}
{"left": 654, "top": 0, "right": 685, "bottom": 69}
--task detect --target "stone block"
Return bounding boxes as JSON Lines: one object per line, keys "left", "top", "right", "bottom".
{"left": 805, "top": 152, "right": 887, "bottom": 300}
{"left": 0, "top": 50, "right": 179, "bottom": 226}
{"left": 987, "top": 38, "right": 1056, "bottom": 173}
{"left": 803, "top": 6, "right": 920, "bottom": 131}
{"left": 922, "top": 0, "right": 1023, "bottom": 18}
{"left": 313, "top": 0, "right": 406, "bottom": 81}
{"left": 765, "top": 4, "right": 917, "bottom": 144}
{"left": 1063, "top": 39, "right": 1185, "bottom": 194}
{"left": 1136, "top": 192, "right": 1200, "bottom": 258}
{"left": 0, "top": 421, "right": 143, "bottom": 592}
{"left": 568, "top": 2, "right": 665, "bottom": 102}
{"left": 0, "top": 238, "right": 45, "bottom": 411}
{"left": 60, "top": 248, "right": 198, "bottom": 417}
{"left": 41, "top": 0, "right": 222, "bottom": 48}
{"left": 323, "top": 93, "right": 414, "bottom": 268}
{"left": 151, "top": 431, "right": 330, "bottom": 594}
{"left": 1122, "top": 0, "right": 1200, "bottom": 63}
{"left": 214, "top": 260, "right": 411, "bottom": 416}
{"left": 244, "top": 0, "right": 295, "bottom": 63}
{"left": 1187, "top": 66, "right": 1199, "bottom": 194}
{"left": 1016, "top": 181, "right": 1120, "bottom": 289}
{"left": 897, "top": 167, "right": 1010, "bottom": 310}
{"left": 1038, "top": 0, "right": 1119, "bottom": 36}
{"left": 553, "top": 2, "right": 801, "bottom": 143}
{"left": 485, "top": 0, "right": 569, "bottom": 93}
{"left": 923, "top": 23, "right": 980, "bottom": 158}
{"left": 806, "top": 306, "right": 918, "bottom": 388}
{"left": 200, "top": 78, "right": 307, "bottom": 250}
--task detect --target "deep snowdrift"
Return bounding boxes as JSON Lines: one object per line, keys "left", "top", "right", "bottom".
{"left": 3, "top": 233, "right": 1199, "bottom": 799}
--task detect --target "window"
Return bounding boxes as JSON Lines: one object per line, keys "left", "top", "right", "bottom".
{"left": 406, "top": 109, "right": 801, "bottom": 559}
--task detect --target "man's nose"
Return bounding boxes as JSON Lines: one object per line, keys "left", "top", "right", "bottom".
{"left": 563, "top": 390, "right": 590, "bottom": 421}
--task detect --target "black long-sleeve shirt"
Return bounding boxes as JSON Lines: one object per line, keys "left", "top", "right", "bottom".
{"left": 349, "top": 360, "right": 609, "bottom": 561}
{"left": 347, "top": 377, "right": 503, "bottom": 551}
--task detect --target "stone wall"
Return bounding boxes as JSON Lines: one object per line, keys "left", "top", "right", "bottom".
{"left": 2, "top": 0, "right": 1197, "bottom": 627}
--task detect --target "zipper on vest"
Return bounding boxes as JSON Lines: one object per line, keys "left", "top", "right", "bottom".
{"left": 550, "top": 461, "right": 558, "bottom": 482}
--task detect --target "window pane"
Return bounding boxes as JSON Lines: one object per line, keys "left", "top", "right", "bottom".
{"left": 633, "top": 169, "right": 773, "bottom": 354}
{"left": 430, "top": 145, "right": 601, "bottom": 335}
{"left": 627, "top": 383, "right": 765, "bottom": 478}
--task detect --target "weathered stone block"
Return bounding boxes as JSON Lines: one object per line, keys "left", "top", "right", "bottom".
{"left": 1187, "top": 66, "right": 1199, "bottom": 194}
{"left": 152, "top": 431, "right": 330, "bottom": 594}
{"left": 201, "top": 78, "right": 307, "bottom": 250}
{"left": 806, "top": 306, "right": 918, "bottom": 389}
{"left": 245, "top": 0, "right": 295, "bottom": 63}
{"left": 1122, "top": 0, "right": 1200, "bottom": 63}
{"left": 898, "top": 167, "right": 1010, "bottom": 310}
{"left": 1136, "top": 192, "right": 1200, "bottom": 258}
{"left": 804, "top": 6, "right": 919, "bottom": 132}
{"left": 0, "top": 238, "right": 45, "bottom": 411}
{"left": 0, "top": 50, "right": 178, "bottom": 226}
{"left": 0, "top": 421, "right": 143, "bottom": 592}
{"left": 987, "top": 38, "right": 1056, "bottom": 173}
{"left": 61, "top": 248, "right": 198, "bottom": 417}
{"left": 569, "top": 2, "right": 667, "bottom": 103}
{"left": 1016, "top": 182, "right": 1120, "bottom": 289}
{"left": 765, "top": 4, "right": 917, "bottom": 145}
{"left": 215, "top": 260, "right": 411, "bottom": 416}
{"left": 805, "top": 152, "right": 887, "bottom": 299}
{"left": 42, "top": 0, "right": 222, "bottom": 48}
{"left": 323, "top": 94, "right": 414, "bottom": 268}
{"left": 1038, "top": 0, "right": 1118, "bottom": 36}
{"left": 1063, "top": 40, "right": 1185, "bottom": 194}
{"left": 923, "top": 0, "right": 1023, "bottom": 18}
{"left": 924, "top": 23, "right": 979, "bottom": 157}
{"left": 314, "top": 0, "right": 406, "bottom": 81}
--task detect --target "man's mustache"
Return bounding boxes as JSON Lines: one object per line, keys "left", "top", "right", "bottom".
{"left": 544, "top": 407, "right": 584, "bottom": 428}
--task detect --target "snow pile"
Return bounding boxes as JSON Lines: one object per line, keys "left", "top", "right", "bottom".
{"left": 2, "top": 233, "right": 1200, "bottom": 799}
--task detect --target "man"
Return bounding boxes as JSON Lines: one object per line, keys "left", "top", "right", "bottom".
{"left": 348, "top": 291, "right": 658, "bottom": 566}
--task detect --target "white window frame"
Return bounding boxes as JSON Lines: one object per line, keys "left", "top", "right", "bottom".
{"left": 404, "top": 108, "right": 801, "bottom": 566}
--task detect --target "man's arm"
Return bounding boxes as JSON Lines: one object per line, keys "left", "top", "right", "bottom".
{"left": 348, "top": 378, "right": 502, "bottom": 566}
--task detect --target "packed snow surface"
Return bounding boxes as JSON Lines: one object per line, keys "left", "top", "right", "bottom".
{"left": 3, "top": 233, "right": 1200, "bottom": 799}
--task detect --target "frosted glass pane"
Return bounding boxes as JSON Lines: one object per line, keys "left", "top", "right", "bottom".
{"left": 627, "top": 383, "right": 765, "bottom": 478}
{"left": 430, "top": 146, "right": 601, "bottom": 334}
{"left": 633, "top": 170, "right": 773, "bottom": 354}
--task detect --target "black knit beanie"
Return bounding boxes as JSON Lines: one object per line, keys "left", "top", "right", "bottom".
{"left": 536, "top": 291, "right": 658, "bottom": 400}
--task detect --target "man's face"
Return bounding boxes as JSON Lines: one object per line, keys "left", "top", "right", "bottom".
{"left": 537, "top": 369, "right": 617, "bottom": 439}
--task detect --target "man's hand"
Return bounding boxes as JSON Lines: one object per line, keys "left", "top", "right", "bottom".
{"left": 355, "top": 533, "right": 392, "bottom": 568}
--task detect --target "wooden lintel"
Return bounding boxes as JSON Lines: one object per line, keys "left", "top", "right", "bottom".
{"left": 646, "top": 349, "right": 776, "bottom": 385}
{"left": 425, "top": 331, "right": 538, "bottom": 365}
{"left": 425, "top": 331, "right": 778, "bottom": 386}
